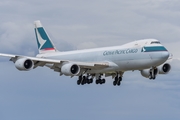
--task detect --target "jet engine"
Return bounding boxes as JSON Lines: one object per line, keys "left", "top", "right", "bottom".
{"left": 61, "top": 63, "right": 80, "bottom": 76}
{"left": 157, "top": 63, "right": 171, "bottom": 74}
{"left": 15, "top": 58, "right": 34, "bottom": 71}
{"left": 141, "top": 68, "right": 158, "bottom": 79}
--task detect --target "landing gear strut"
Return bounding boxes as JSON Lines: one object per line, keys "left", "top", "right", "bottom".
{"left": 149, "top": 68, "right": 157, "bottom": 80}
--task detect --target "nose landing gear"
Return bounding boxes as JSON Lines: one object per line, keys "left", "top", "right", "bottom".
{"left": 149, "top": 68, "right": 158, "bottom": 80}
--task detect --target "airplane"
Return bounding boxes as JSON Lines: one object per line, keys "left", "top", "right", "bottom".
{"left": 0, "top": 20, "right": 171, "bottom": 86}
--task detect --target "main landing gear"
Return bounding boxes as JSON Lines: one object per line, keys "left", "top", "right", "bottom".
{"left": 77, "top": 74, "right": 106, "bottom": 85}
{"left": 95, "top": 74, "right": 106, "bottom": 84}
{"left": 77, "top": 72, "right": 123, "bottom": 86}
{"left": 77, "top": 75, "right": 93, "bottom": 85}
{"left": 113, "top": 74, "right": 122, "bottom": 86}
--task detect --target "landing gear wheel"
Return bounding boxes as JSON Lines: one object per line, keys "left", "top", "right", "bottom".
{"left": 117, "top": 81, "right": 121, "bottom": 86}
{"left": 77, "top": 80, "right": 81, "bottom": 85}
{"left": 113, "top": 81, "right": 116, "bottom": 86}
{"left": 102, "top": 79, "right": 105, "bottom": 84}
{"left": 149, "top": 75, "right": 156, "bottom": 80}
{"left": 90, "top": 78, "right": 93, "bottom": 83}
{"left": 82, "top": 76, "right": 86, "bottom": 84}
{"left": 96, "top": 80, "right": 99, "bottom": 84}
{"left": 119, "top": 77, "right": 122, "bottom": 81}
{"left": 81, "top": 80, "right": 84, "bottom": 85}
{"left": 87, "top": 79, "right": 90, "bottom": 84}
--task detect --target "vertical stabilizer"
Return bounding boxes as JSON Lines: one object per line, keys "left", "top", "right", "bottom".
{"left": 34, "top": 20, "right": 57, "bottom": 54}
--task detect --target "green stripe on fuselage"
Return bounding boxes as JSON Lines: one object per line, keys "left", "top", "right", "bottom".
{"left": 142, "top": 46, "right": 167, "bottom": 52}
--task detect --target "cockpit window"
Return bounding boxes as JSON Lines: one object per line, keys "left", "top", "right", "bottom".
{"left": 151, "top": 41, "right": 161, "bottom": 44}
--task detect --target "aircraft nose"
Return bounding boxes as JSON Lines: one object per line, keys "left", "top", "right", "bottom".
{"left": 161, "top": 52, "right": 169, "bottom": 60}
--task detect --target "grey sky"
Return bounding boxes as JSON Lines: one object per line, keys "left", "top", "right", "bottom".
{"left": 0, "top": 0, "right": 180, "bottom": 120}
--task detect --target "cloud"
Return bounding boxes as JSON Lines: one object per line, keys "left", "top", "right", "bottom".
{"left": 1, "top": 0, "right": 180, "bottom": 56}
{"left": 0, "top": 22, "right": 35, "bottom": 54}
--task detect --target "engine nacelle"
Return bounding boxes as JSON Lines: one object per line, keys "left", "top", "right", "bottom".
{"left": 61, "top": 63, "right": 80, "bottom": 76}
{"left": 15, "top": 58, "right": 34, "bottom": 71}
{"left": 158, "top": 63, "right": 171, "bottom": 74}
{"left": 141, "top": 68, "right": 158, "bottom": 78}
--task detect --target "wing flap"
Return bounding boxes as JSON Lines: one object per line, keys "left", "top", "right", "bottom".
{"left": 70, "top": 61, "right": 109, "bottom": 69}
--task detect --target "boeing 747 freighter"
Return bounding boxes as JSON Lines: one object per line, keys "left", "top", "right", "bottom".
{"left": 0, "top": 21, "right": 171, "bottom": 86}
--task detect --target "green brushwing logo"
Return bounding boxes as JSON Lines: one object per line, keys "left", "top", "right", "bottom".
{"left": 35, "top": 27, "right": 54, "bottom": 50}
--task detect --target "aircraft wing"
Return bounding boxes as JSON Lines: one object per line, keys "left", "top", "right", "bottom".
{"left": 0, "top": 53, "right": 109, "bottom": 69}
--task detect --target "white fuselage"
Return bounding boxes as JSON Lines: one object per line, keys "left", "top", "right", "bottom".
{"left": 37, "top": 39, "right": 169, "bottom": 74}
